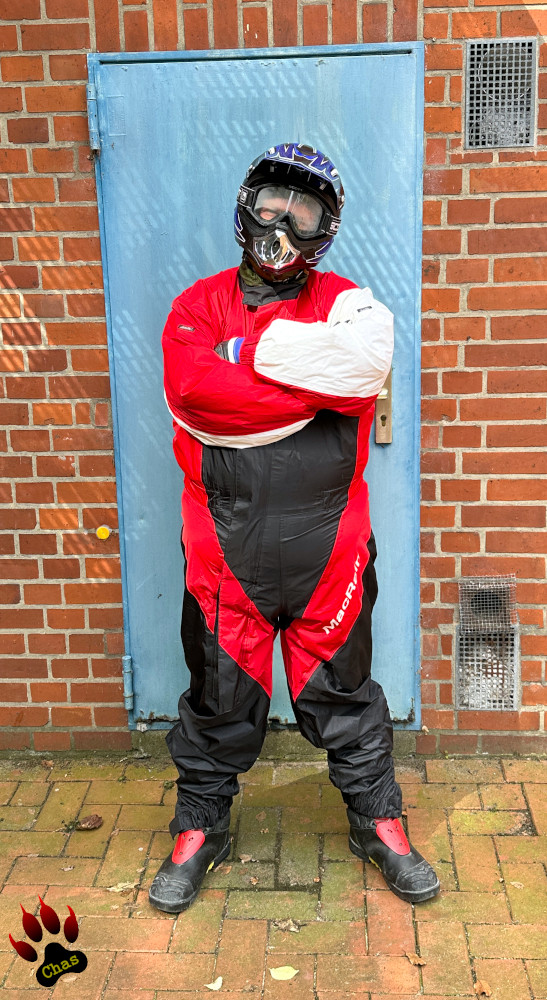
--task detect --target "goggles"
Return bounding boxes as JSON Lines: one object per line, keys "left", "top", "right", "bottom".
{"left": 243, "top": 184, "right": 331, "bottom": 239}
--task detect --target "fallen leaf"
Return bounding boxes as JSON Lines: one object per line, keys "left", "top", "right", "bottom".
{"left": 260, "top": 828, "right": 269, "bottom": 834}
{"left": 270, "top": 966, "right": 299, "bottom": 981}
{"left": 61, "top": 866, "right": 74, "bottom": 872}
{"left": 41, "top": 759, "right": 54, "bottom": 768}
{"left": 273, "top": 918, "right": 301, "bottom": 933}
{"left": 474, "top": 981, "right": 492, "bottom": 997}
{"left": 106, "top": 881, "right": 137, "bottom": 893}
{"left": 250, "top": 877, "right": 259, "bottom": 885}
{"left": 313, "top": 877, "right": 320, "bottom": 883}
{"left": 76, "top": 813, "right": 103, "bottom": 830}
{"left": 405, "top": 952, "right": 426, "bottom": 967}
{"left": 509, "top": 881, "right": 524, "bottom": 889}
{"left": 239, "top": 854, "right": 253, "bottom": 863}
{"left": 218, "top": 864, "right": 232, "bottom": 875}
{"left": 111, "top": 827, "right": 120, "bottom": 837}
{"left": 205, "top": 977, "right": 223, "bottom": 991}
{"left": 255, "top": 810, "right": 266, "bottom": 821}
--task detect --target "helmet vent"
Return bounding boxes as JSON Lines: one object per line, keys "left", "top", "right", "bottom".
{"left": 465, "top": 38, "right": 537, "bottom": 149}
{"left": 455, "top": 576, "right": 520, "bottom": 711}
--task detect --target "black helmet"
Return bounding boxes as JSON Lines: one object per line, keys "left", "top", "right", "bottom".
{"left": 234, "top": 143, "right": 345, "bottom": 276}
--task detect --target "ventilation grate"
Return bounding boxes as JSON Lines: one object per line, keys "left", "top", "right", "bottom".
{"left": 456, "top": 576, "right": 520, "bottom": 711}
{"left": 465, "top": 38, "right": 536, "bottom": 149}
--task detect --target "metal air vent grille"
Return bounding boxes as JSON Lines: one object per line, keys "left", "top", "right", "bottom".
{"left": 456, "top": 576, "right": 520, "bottom": 711}
{"left": 465, "top": 39, "right": 536, "bottom": 149}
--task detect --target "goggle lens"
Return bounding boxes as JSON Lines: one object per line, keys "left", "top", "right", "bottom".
{"left": 252, "top": 185, "right": 324, "bottom": 237}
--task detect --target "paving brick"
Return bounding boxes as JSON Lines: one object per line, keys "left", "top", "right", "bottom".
{"left": 468, "top": 923, "right": 547, "bottom": 959}
{"left": 0, "top": 884, "right": 45, "bottom": 938}
{"left": 273, "top": 763, "right": 329, "bottom": 785}
{"left": 0, "top": 805, "right": 38, "bottom": 830}
{"left": 0, "top": 831, "right": 65, "bottom": 860}
{"left": 123, "top": 762, "right": 176, "bottom": 782}
{"left": 5, "top": 946, "right": 111, "bottom": 992}
{"left": 450, "top": 810, "right": 529, "bottom": 836}
{"left": 107, "top": 953, "right": 216, "bottom": 992}
{"left": 44, "top": 884, "right": 141, "bottom": 917}
{"left": 525, "top": 784, "right": 547, "bottom": 835}
{"left": 95, "top": 830, "right": 151, "bottom": 888}
{"left": 278, "top": 832, "right": 319, "bottom": 886}
{"left": 63, "top": 805, "right": 120, "bottom": 857}
{"left": 416, "top": 889, "right": 510, "bottom": 922}
{"left": 7, "top": 854, "right": 100, "bottom": 885}
{"left": 403, "top": 782, "right": 480, "bottom": 809}
{"left": 80, "top": 913, "right": 172, "bottom": 951}
{"left": 216, "top": 917, "right": 268, "bottom": 989}
{"left": 264, "top": 952, "right": 314, "bottom": 999}
{"left": 525, "top": 959, "right": 547, "bottom": 998}
{"left": 323, "top": 833, "right": 348, "bottom": 861}
{"left": 395, "top": 762, "right": 426, "bottom": 784}
{"left": 169, "top": 889, "right": 225, "bottom": 952}
{"left": 480, "top": 782, "right": 527, "bottom": 811}
{"left": 243, "top": 762, "right": 274, "bottom": 785}
{"left": 269, "top": 920, "right": 366, "bottom": 955}
{"left": 0, "top": 763, "right": 50, "bottom": 782}
{"left": 148, "top": 829, "right": 176, "bottom": 860}
{"left": 205, "top": 860, "right": 275, "bottom": 890}
{"left": 281, "top": 804, "right": 347, "bottom": 834}
{"left": 116, "top": 804, "right": 174, "bottom": 831}
{"left": 452, "top": 835, "right": 502, "bottom": 892}
{"left": 495, "top": 835, "right": 547, "bottom": 864}
{"left": 502, "top": 759, "right": 547, "bottom": 783}
{"left": 32, "top": 779, "right": 88, "bottom": 831}
{"left": 84, "top": 779, "right": 165, "bottom": 805}
{"left": 473, "top": 960, "right": 533, "bottom": 1000}
{"left": 426, "top": 759, "right": 504, "bottom": 783}
{"left": 316, "top": 954, "right": 420, "bottom": 993}
{"left": 241, "top": 782, "right": 320, "bottom": 809}
{"left": 320, "top": 859, "right": 365, "bottom": 921}
{"left": 0, "top": 782, "right": 18, "bottom": 805}
{"left": 49, "top": 761, "right": 127, "bottom": 782}
{"left": 502, "top": 862, "right": 547, "bottom": 923}
{"left": 366, "top": 889, "right": 415, "bottom": 955}
{"left": 236, "top": 806, "right": 278, "bottom": 861}
{"left": 226, "top": 889, "right": 318, "bottom": 921}
{"left": 418, "top": 921, "right": 475, "bottom": 995}
{"left": 9, "top": 781, "right": 48, "bottom": 806}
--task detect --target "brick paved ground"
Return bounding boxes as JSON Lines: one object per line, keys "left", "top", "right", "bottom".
{"left": 0, "top": 751, "right": 546, "bottom": 998}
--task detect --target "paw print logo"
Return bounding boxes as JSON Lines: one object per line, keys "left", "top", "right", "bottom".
{"left": 9, "top": 896, "right": 88, "bottom": 987}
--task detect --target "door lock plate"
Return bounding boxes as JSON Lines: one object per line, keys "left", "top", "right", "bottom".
{"left": 375, "top": 369, "right": 392, "bottom": 444}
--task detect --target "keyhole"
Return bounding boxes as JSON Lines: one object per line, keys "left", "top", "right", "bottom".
{"left": 380, "top": 414, "right": 387, "bottom": 426}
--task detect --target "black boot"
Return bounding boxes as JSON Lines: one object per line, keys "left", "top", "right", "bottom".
{"left": 348, "top": 808, "right": 440, "bottom": 904}
{"left": 148, "top": 812, "right": 231, "bottom": 914}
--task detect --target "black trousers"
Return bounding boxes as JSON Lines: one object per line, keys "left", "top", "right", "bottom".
{"left": 166, "top": 530, "right": 402, "bottom": 837}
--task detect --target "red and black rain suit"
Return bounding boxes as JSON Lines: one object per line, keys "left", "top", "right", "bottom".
{"left": 162, "top": 265, "right": 403, "bottom": 836}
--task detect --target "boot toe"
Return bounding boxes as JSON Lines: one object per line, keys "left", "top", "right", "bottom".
{"left": 148, "top": 872, "right": 196, "bottom": 913}
{"left": 392, "top": 858, "right": 440, "bottom": 902}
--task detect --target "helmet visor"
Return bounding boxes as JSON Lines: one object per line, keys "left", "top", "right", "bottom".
{"left": 252, "top": 185, "right": 325, "bottom": 238}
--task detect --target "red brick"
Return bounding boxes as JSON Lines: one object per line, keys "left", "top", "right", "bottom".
{"left": 424, "top": 11, "right": 449, "bottom": 37}
{"left": 35, "top": 206, "right": 99, "bottom": 232}
{"left": 488, "top": 479, "right": 547, "bottom": 502}
{"left": 183, "top": 8, "right": 208, "bottom": 48}
{"left": 49, "top": 53, "right": 87, "bottom": 80}
{"left": 458, "top": 710, "right": 539, "bottom": 731}
{"left": 46, "top": 0, "right": 88, "bottom": 15}
{"left": 49, "top": 374, "right": 111, "bottom": 398}
{"left": 425, "top": 43, "right": 463, "bottom": 70}
{"left": 53, "top": 114, "right": 89, "bottom": 142}
{"left": 21, "top": 22, "right": 90, "bottom": 50}
{"left": 18, "top": 236, "right": 59, "bottom": 261}
{"left": 467, "top": 342, "right": 547, "bottom": 368}
{"left": 36, "top": 455, "right": 75, "bottom": 476}
{"left": 447, "top": 198, "right": 490, "bottom": 224}
{"left": 0, "top": 348, "right": 24, "bottom": 372}
{"left": 48, "top": 608, "right": 86, "bottom": 629}
{"left": 471, "top": 166, "right": 547, "bottom": 194}
{"left": 443, "top": 425, "right": 481, "bottom": 447}
{"left": 57, "top": 482, "right": 117, "bottom": 503}
{"left": 463, "top": 397, "right": 545, "bottom": 422}
{"left": 332, "top": 0, "right": 357, "bottom": 42}
{"left": 362, "top": 3, "right": 387, "bottom": 41}
{"left": 1, "top": 55, "right": 43, "bottom": 81}
{"left": 422, "top": 288, "right": 460, "bottom": 312}
{"left": 20, "top": 533, "right": 57, "bottom": 554}
{"left": 153, "top": 0, "right": 178, "bottom": 50}
{"left": 423, "top": 201, "right": 443, "bottom": 227}
{"left": 423, "top": 168, "right": 462, "bottom": 195}
{"left": 0, "top": 658, "right": 46, "bottom": 679}
{"left": 446, "top": 258, "right": 488, "bottom": 283}
{"left": 444, "top": 318, "right": 485, "bottom": 343}
{"left": 24, "top": 583, "right": 62, "bottom": 604}
{"left": 45, "top": 321, "right": 106, "bottom": 346}
{"left": 491, "top": 316, "right": 545, "bottom": 341}
{"left": 74, "top": 730, "right": 131, "bottom": 749}
{"left": 124, "top": 9, "right": 149, "bottom": 49}
{"left": 463, "top": 505, "right": 545, "bottom": 528}
{"left": 453, "top": 10, "right": 496, "bottom": 35}
{"left": 7, "top": 117, "right": 49, "bottom": 143}
{"left": 50, "top": 707, "right": 92, "bottom": 727}
{"left": 66, "top": 292, "right": 105, "bottom": 317}
{"left": 471, "top": 227, "right": 547, "bottom": 255}
{"left": 464, "top": 451, "right": 547, "bottom": 476}
{"left": 422, "top": 708, "right": 455, "bottom": 728}
{"left": 32, "top": 147, "right": 73, "bottom": 173}
{"left": 71, "top": 681, "right": 123, "bottom": 702}
{"left": 495, "top": 197, "right": 547, "bottom": 223}
{"left": 43, "top": 557, "right": 81, "bottom": 579}
{"left": 495, "top": 257, "right": 547, "bottom": 282}
{"left": 482, "top": 734, "right": 547, "bottom": 754}
{"left": 58, "top": 178, "right": 96, "bottom": 202}
{"left": 425, "top": 77, "right": 446, "bottom": 103}
{"left": 23, "top": 293, "right": 64, "bottom": 318}
{"left": 461, "top": 555, "right": 545, "bottom": 578}
{"left": 502, "top": 9, "right": 547, "bottom": 34}
{"left": 63, "top": 237, "right": 101, "bottom": 261}
{"left": 0, "top": 505, "right": 36, "bottom": 527}
{"left": 440, "top": 733, "right": 479, "bottom": 753}
{"left": 422, "top": 345, "right": 458, "bottom": 369}
{"left": 28, "top": 634, "right": 66, "bottom": 655}
{"left": 243, "top": 6, "right": 268, "bottom": 46}
{"left": 303, "top": 4, "right": 328, "bottom": 43}
{"left": 0, "top": 25, "right": 18, "bottom": 51}
{"left": 42, "top": 265, "right": 103, "bottom": 291}
{"left": 488, "top": 425, "right": 547, "bottom": 449}
{"left": 0, "top": 148, "right": 27, "bottom": 172}
{"left": 0, "top": 558, "right": 39, "bottom": 580}
{"left": 272, "top": 0, "right": 297, "bottom": 44}
{"left": 3, "top": 265, "right": 39, "bottom": 289}
{"left": 16, "top": 481, "right": 54, "bottom": 503}
{"left": 488, "top": 370, "right": 546, "bottom": 393}
{"left": 0, "top": 0, "right": 40, "bottom": 16}
{"left": 425, "top": 106, "right": 460, "bottom": 134}
{"left": 40, "top": 509, "right": 79, "bottom": 530}
{"left": 521, "top": 685, "right": 547, "bottom": 706}
{"left": 51, "top": 659, "right": 87, "bottom": 677}
{"left": 440, "top": 479, "right": 481, "bottom": 501}
{"left": 425, "top": 138, "right": 446, "bottom": 166}
{"left": 423, "top": 229, "right": 461, "bottom": 254}
{"left": 468, "top": 286, "right": 547, "bottom": 311}
{"left": 0, "top": 403, "right": 29, "bottom": 424}
{"left": 0, "top": 237, "right": 14, "bottom": 260}
{"left": 12, "top": 177, "right": 55, "bottom": 203}
{"left": 393, "top": 0, "right": 417, "bottom": 39}
{"left": 33, "top": 402, "right": 72, "bottom": 425}
{"left": 441, "top": 531, "right": 480, "bottom": 552}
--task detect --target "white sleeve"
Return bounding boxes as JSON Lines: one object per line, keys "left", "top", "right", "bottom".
{"left": 252, "top": 287, "right": 394, "bottom": 399}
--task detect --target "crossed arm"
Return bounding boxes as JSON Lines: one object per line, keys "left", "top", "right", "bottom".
{"left": 162, "top": 286, "right": 394, "bottom": 449}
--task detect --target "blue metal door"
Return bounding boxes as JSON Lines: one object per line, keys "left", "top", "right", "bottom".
{"left": 88, "top": 44, "right": 424, "bottom": 731}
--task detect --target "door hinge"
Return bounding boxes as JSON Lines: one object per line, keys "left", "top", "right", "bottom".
{"left": 122, "top": 654, "right": 133, "bottom": 710}
{"left": 86, "top": 83, "right": 100, "bottom": 153}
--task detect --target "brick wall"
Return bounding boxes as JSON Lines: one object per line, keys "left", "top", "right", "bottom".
{"left": 1, "top": 0, "right": 546, "bottom": 753}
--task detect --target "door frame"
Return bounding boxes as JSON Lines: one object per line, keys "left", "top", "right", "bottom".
{"left": 87, "top": 42, "right": 425, "bottom": 730}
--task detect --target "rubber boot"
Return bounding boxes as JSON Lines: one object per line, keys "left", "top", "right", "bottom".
{"left": 348, "top": 808, "right": 440, "bottom": 903}
{"left": 148, "top": 812, "right": 231, "bottom": 914}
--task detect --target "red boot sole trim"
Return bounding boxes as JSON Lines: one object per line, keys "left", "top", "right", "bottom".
{"left": 172, "top": 830, "right": 205, "bottom": 864}
{"left": 374, "top": 818, "right": 410, "bottom": 856}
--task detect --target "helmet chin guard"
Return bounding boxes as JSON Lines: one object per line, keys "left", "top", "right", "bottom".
{"left": 234, "top": 142, "right": 344, "bottom": 277}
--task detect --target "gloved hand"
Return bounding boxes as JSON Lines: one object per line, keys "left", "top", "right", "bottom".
{"left": 214, "top": 337, "right": 244, "bottom": 363}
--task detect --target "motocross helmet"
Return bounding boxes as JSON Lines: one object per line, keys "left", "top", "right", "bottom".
{"left": 234, "top": 143, "right": 345, "bottom": 277}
